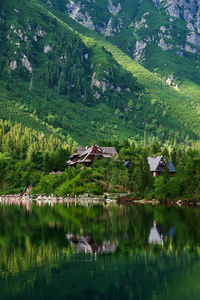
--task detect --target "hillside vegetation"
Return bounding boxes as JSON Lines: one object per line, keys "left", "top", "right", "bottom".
{"left": 47, "top": 0, "right": 200, "bottom": 86}
{"left": 2, "top": 119, "right": 200, "bottom": 200}
{"left": 0, "top": 0, "right": 200, "bottom": 144}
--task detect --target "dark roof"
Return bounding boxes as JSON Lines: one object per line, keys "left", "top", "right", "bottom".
{"left": 167, "top": 161, "right": 176, "bottom": 173}
{"left": 69, "top": 153, "right": 79, "bottom": 159}
{"left": 124, "top": 161, "right": 131, "bottom": 168}
{"left": 67, "top": 145, "right": 118, "bottom": 166}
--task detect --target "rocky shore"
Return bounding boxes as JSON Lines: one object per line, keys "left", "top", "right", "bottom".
{"left": 0, "top": 193, "right": 119, "bottom": 208}
{"left": 1, "top": 193, "right": 199, "bottom": 208}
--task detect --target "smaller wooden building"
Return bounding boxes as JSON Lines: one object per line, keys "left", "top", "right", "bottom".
{"left": 147, "top": 155, "right": 176, "bottom": 177}
{"left": 67, "top": 145, "right": 117, "bottom": 167}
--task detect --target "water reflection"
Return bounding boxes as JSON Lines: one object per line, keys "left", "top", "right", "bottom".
{"left": 0, "top": 204, "right": 200, "bottom": 299}
{"left": 148, "top": 221, "right": 164, "bottom": 245}
{"left": 66, "top": 234, "right": 117, "bottom": 254}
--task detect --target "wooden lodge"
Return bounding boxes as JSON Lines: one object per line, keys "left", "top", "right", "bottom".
{"left": 147, "top": 155, "right": 176, "bottom": 177}
{"left": 67, "top": 145, "right": 117, "bottom": 167}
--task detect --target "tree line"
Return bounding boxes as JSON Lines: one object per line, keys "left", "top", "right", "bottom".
{"left": 1, "top": 120, "right": 200, "bottom": 199}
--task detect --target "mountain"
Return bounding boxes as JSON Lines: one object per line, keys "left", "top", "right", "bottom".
{"left": 0, "top": 0, "right": 200, "bottom": 144}
{"left": 50, "top": 0, "right": 200, "bottom": 84}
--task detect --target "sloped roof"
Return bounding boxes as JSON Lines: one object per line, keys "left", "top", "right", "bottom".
{"left": 76, "top": 146, "right": 117, "bottom": 156}
{"left": 167, "top": 161, "right": 176, "bottom": 173}
{"left": 124, "top": 161, "right": 131, "bottom": 168}
{"left": 79, "top": 147, "right": 92, "bottom": 158}
{"left": 67, "top": 146, "right": 118, "bottom": 166}
{"left": 148, "top": 156, "right": 163, "bottom": 172}
{"left": 76, "top": 147, "right": 86, "bottom": 154}
{"left": 148, "top": 223, "right": 163, "bottom": 245}
{"left": 148, "top": 156, "right": 176, "bottom": 173}
{"left": 101, "top": 147, "right": 117, "bottom": 155}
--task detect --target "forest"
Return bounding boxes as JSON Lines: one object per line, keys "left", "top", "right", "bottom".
{"left": 1, "top": 120, "right": 200, "bottom": 200}
{"left": 1, "top": 0, "right": 200, "bottom": 146}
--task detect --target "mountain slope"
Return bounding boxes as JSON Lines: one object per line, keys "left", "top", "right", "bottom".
{"left": 38, "top": 0, "right": 200, "bottom": 137}
{"left": 0, "top": 0, "right": 143, "bottom": 143}
{"left": 48, "top": 0, "right": 200, "bottom": 86}
{"left": 0, "top": 0, "right": 200, "bottom": 144}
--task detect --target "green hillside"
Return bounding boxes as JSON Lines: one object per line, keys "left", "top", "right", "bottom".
{"left": 0, "top": 0, "right": 200, "bottom": 144}
{"left": 47, "top": 0, "right": 200, "bottom": 87}
{"left": 38, "top": 0, "right": 200, "bottom": 139}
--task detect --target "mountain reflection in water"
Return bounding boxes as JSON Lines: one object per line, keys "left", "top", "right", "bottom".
{"left": 0, "top": 204, "right": 200, "bottom": 299}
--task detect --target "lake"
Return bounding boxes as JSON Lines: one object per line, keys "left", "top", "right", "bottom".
{"left": 0, "top": 203, "right": 200, "bottom": 299}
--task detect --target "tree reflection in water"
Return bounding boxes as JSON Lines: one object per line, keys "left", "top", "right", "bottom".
{"left": 0, "top": 204, "right": 199, "bottom": 299}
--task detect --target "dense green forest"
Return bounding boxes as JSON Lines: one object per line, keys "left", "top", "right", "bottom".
{"left": 29, "top": 139, "right": 200, "bottom": 200}
{"left": 1, "top": 119, "right": 200, "bottom": 200}
{"left": 0, "top": 0, "right": 200, "bottom": 144}
{"left": 1, "top": 0, "right": 200, "bottom": 199}
{"left": 0, "top": 120, "right": 73, "bottom": 194}
{"left": 0, "top": 0, "right": 144, "bottom": 143}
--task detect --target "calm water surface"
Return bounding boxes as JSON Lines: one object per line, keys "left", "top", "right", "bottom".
{"left": 0, "top": 203, "right": 200, "bottom": 300}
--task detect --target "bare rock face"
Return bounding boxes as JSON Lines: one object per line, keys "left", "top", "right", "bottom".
{"left": 66, "top": 1, "right": 95, "bottom": 31}
{"left": 104, "top": 18, "right": 115, "bottom": 36}
{"left": 156, "top": 0, "right": 198, "bottom": 21}
{"left": 63, "top": 0, "right": 200, "bottom": 58}
{"left": 176, "top": 50, "right": 184, "bottom": 56}
{"left": 33, "top": 26, "right": 46, "bottom": 42}
{"left": 160, "top": 26, "right": 166, "bottom": 33}
{"left": 91, "top": 72, "right": 107, "bottom": 94}
{"left": 166, "top": 74, "right": 174, "bottom": 85}
{"left": 152, "top": 0, "right": 200, "bottom": 48}
{"left": 158, "top": 38, "right": 173, "bottom": 51}
{"left": 21, "top": 54, "right": 32, "bottom": 73}
{"left": 133, "top": 40, "right": 146, "bottom": 61}
{"left": 46, "top": 0, "right": 52, "bottom": 7}
{"left": 185, "top": 44, "right": 197, "bottom": 53}
{"left": 65, "top": 0, "right": 124, "bottom": 36}
{"left": 166, "top": 74, "right": 179, "bottom": 89}
{"left": 186, "top": 31, "right": 200, "bottom": 47}
{"left": 10, "top": 61, "right": 17, "bottom": 71}
{"left": 35, "top": 26, "right": 46, "bottom": 37}
{"left": 166, "top": 1, "right": 180, "bottom": 18}
{"left": 107, "top": 0, "right": 121, "bottom": 16}
{"left": 14, "top": 8, "right": 19, "bottom": 13}
{"left": 135, "top": 17, "right": 147, "bottom": 30}
{"left": 43, "top": 45, "right": 52, "bottom": 53}
{"left": 152, "top": 0, "right": 160, "bottom": 8}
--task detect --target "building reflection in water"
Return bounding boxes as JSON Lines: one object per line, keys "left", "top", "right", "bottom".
{"left": 66, "top": 234, "right": 117, "bottom": 254}
{"left": 148, "top": 221, "right": 176, "bottom": 246}
{"left": 148, "top": 221, "right": 164, "bottom": 245}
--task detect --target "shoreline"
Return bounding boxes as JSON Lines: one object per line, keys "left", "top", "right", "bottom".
{"left": 0, "top": 194, "right": 200, "bottom": 207}
{"left": 0, "top": 194, "right": 119, "bottom": 207}
{"left": 118, "top": 197, "right": 200, "bottom": 206}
